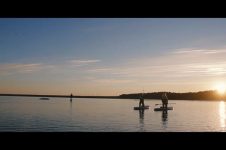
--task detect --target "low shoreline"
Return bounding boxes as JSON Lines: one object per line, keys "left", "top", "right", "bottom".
{"left": 0, "top": 94, "right": 120, "bottom": 99}
{"left": 0, "top": 93, "right": 225, "bottom": 101}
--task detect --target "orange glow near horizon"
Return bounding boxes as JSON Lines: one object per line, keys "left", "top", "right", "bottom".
{"left": 214, "top": 83, "right": 226, "bottom": 95}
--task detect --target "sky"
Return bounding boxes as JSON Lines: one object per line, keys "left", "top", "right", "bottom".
{"left": 1, "top": 18, "right": 226, "bottom": 96}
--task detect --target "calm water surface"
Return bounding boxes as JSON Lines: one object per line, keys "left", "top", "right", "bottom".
{"left": 0, "top": 96, "right": 225, "bottom": 132}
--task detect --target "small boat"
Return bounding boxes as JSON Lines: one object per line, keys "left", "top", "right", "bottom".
{"left": 39, "top": 97, "right": 50, "bottom": 100}
{"left": 154, "top": 106, "right": 173, "bottom": 111}
{"left": 134, "top": 105, "right": 149, "bottom": 110}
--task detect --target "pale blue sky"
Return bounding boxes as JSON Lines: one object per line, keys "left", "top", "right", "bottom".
{"left": 1, "top": 18, "right": 226, "bottom": 95}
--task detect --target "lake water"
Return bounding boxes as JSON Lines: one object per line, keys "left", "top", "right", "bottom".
{"left": 0, "top": 96, "right": 225, "bottom": 132}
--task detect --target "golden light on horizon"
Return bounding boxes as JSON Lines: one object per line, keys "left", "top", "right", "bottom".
{"left": 214, "top": 83, "right": 226, "bottom": 95}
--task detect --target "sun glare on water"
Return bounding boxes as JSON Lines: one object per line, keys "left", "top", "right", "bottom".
{"left": 215, "top": 83, "right": 226, "bottom": 94}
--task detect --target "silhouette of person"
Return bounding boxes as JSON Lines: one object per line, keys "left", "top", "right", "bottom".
{"left": 161, "top": 93, "right": 168, "bottom": 109}
{"left": 70, "top": 93, "right": 73, "bottom": 102}
{"left": 139, "top": 94, "right": 145, "bottom": 108}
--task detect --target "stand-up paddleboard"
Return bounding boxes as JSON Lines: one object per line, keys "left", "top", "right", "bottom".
{"left": 154, "top": 106, "right": 173, "bottom": 111}
{"left": 134, "top": 105, "right": 149, "bottom": 110}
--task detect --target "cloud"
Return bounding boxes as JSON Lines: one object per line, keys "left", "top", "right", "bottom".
{"left": 92, "top": 79, "right": 135, "bottom": 84}
{"left": 2, "top": 48, "right": 226, "bottom": 93}
{"left": 173, "top": 48, "right": 226, "bottom": 54}
{"left": 0, "top": 58, "right": 102, "bottom": 76}
{"left": 86, "top": 68, "right": 114, "bottom": 73}
{"left": 68, "top": 59, "right": 101, "bottom": 66}
{"left": 83, "top": 47, "right": 226, "bottom": 82}
{"left": 0, "top": 63, "right": 51, "bottom": 75}
{"left": 166, "top": 48, "right": 226, "bottom": 76}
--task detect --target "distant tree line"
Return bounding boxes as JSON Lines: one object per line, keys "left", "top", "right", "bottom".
{"left": 119, "top": 90, "right": 226, "bottom": 100}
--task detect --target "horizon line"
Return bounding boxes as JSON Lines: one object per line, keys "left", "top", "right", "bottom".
{"left": 0, "top": 89, "right": 220, "bottom": 97}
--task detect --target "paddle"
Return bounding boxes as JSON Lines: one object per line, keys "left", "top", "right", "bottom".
{"left": 155, "top": 103, "right": 176, "bottom": 105}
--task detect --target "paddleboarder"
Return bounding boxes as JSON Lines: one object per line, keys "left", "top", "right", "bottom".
{"left": 161, "top": 92, "right": 168, "bottom": 109}
{"left": 139, "top": 94, "right": 145, "bottom": 108}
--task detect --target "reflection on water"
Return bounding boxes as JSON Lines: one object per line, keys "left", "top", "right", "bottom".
{"left": 161, "top": 110, "right": 168, "bottom": 128}
{"left": 1, "top": 97, "right": 226, "bottom": 131}
{"left": 219, "top": 101, "right": 225, "bottom": 128}
{"left": 139, "top": 109, "right": 144, "bottom": 131}
{"left": 69, "top": 100, "right": 73, "bottom": 122}
{"left": 139, "top": 109, "right": 144, "bottom": 119}
{"left": 162, "top": 110, "right": 168, "bottom": 122}
{"left": 70, "top": 100, "right": 72, "bottom": 113}
{"left": 70, "top": 99, "right": 72, "bottom": 108}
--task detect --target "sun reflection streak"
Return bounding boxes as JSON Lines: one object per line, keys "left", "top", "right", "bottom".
{"left": 219, "top": 101, "right": 226, "bottom": 128}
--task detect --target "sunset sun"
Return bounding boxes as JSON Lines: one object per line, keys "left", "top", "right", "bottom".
{"left": 215, "top": 83, "right": 226, "bottom": 94}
